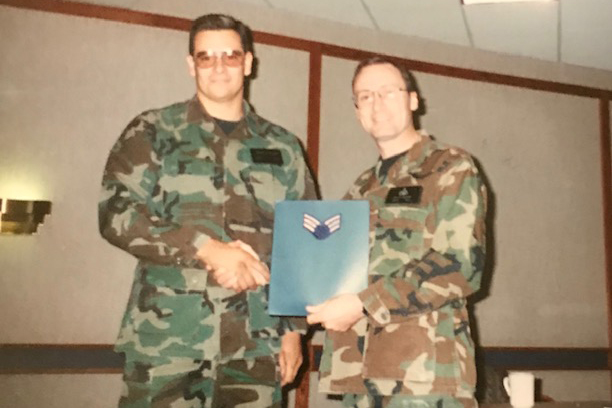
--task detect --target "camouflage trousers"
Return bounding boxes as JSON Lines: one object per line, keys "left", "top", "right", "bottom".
{"left": 119, "top": 356, "right": 281, "bottom": 408}
{"left": 342, "top": 394, "right": 477, "bottom": 408}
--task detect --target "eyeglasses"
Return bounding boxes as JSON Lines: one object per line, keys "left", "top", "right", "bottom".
{"left": 193, "top": 49, "right": 245, "bottom": 69}
{"left": 353, "top": 86, "right": 408, "bottom": 109}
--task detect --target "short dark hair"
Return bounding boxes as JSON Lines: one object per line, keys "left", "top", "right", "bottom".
{"left": 352, "top": 56, "right": 415, "bottom": 92}
{"left": 189, "top": 14, "right": 254, "bottom": 55}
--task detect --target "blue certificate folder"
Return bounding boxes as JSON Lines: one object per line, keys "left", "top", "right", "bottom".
{"left": 269, "top": 200, "right": 369, "bottom": 316}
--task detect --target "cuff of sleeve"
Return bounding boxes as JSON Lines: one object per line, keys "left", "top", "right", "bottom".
{"left": 279, "top": 316, "right": 308, "bottom": 335}
{"left": 358, "top": 282, "right": 391, "bottom": 326}
{"left": 182, "top": 231, "right": 210, "bottom": 267}
{"left": 191, "top": 232, "right": 210, "bottom": 253}
{"left": 169, "top": 229, "right": 209, "bottom": 267}
{"left": 284, "top": 328, "right": 307, "bottom": 336}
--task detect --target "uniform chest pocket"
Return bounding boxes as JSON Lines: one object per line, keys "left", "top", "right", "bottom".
{"left": 162, "top": 151, "right": 218, "bottom": 177}
{"left": 372, "top": 205, "right": 429, "bottom": 264}
{"left": 245, "top": 165, "right": 288, "bottom": 210}
{"left": 158, "top": 155, "right": 223, "bottom": 222}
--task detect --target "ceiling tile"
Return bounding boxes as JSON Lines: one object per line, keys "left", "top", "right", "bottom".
{"left": 364, "top": 0, "right": 471, "bottom": 47}
{"left": 266, "top": 0, "right": 375, "bottom": 29}
{"left": 464, "top": 2, "right": 559, "bottom": 62}
{"left": 560, "top": 0, "right": 612, "bottom": 71}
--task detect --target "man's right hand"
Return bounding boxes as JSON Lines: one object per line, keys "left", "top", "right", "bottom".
{"left": 196, "top": 239, "right": 270, "bottom": 292}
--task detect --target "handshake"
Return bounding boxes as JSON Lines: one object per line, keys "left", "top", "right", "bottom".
{"left": 196, "top": 239, "right": 270, "bottom": 292}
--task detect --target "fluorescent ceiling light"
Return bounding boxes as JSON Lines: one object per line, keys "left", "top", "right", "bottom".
{"left": 462, "top": 0, "right": 556, "bottom": 4}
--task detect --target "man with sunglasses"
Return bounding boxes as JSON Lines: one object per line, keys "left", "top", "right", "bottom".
{"left": 99, "top": 13, "right": 316, "bottom": 408}
{"left": 307, "top": 57, "right": 487, "bottom": 407}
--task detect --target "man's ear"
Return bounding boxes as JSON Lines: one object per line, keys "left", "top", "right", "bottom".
{"left": 186, "top": 55, "right": 196, "bottom": 78}
{"left": 409, "top": 91, "right": 419, "bottom": 112}
{"left": 243, "top": 52, "right": 254, "bottom": 77}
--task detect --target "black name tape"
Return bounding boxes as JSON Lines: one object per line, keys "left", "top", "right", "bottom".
{"left": 250, "top": 148, "right": 284, "bottom": 165}
{"left": 385, "top": 186, "right": 422, "bottom": 205}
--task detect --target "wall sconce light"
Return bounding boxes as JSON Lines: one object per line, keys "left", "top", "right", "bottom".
{"left": 0, "top": 199, "right": 52, "bottom": 235}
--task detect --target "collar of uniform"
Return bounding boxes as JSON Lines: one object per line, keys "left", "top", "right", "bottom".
{"left": 186, "top": 96, "right": 212, "bottom": 125}
{"left": 373, "top": 131, "right": 433, "bottom": 182}
{"left": 186, "top": 97, "right": 259, "bottom": 140}
{"left": 185, "top": 96, "right": 255, "bottom": 124}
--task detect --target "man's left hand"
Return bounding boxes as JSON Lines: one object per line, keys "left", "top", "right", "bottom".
{"left": 306, "top": 294, "right": 364, "bottom": 332}
{"left": 279, "top": 332, "right": 303, "bottom": 386}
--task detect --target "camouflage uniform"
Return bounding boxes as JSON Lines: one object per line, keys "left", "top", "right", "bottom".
{"left": 99, "top": 97, "right": 317, "bottom": 408}
{"left": 318, "top": 133, "right": 487, "bottom": 408}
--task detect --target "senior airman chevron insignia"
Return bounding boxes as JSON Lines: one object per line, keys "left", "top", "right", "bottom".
{"left": 303, "top": 213, "right": 341, "bottom": 240}
{"left": 270, "top": 200, "right": 369, "bottom": 315}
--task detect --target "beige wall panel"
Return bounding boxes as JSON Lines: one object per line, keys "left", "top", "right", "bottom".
{"left": 413, "top": 73, "right": 607, "bottom": 347}
{"left": 319, "top": 57, "right": 378, "bottom": 199}
{"left": 0, "top": 7, "right": 309, "bottom": 343}
{"left": 0, "top": 373, "right": 123, "bottom": 408}
{"left": 0, "top": 7, "right": 191, "bottom": 344}
{"left": 532, "top": 370, "right": 611, "bottom": 401}
{"left": 248, "top": 44, "right": 310, "bottom": 145}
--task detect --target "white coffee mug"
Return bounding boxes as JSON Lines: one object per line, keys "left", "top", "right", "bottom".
{"left": 503, "top": 371, "right": 535, "bottom": 408}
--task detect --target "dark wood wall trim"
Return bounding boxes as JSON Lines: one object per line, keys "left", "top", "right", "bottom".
{"left": 477, "top": 346, "right": 610, "bottom": 371}
{"left": 319, "top": 44, "right": 612, "bottom": 99}
{"left": 0, "top": 344, "right": 609, "bottom": 374}
{"left": 600, "top": 98, "right": 612, "bottom": 382}
{"left": 253, "top": 31, "right": 317, "bottom": 53}
{"left": 0, "top": 344, "right": 123, "bottom": 374}
{"left": 306, "top": 46, "right": 323, "bottom": 175}
{"left": 2, "top": 0, "right": 611, "bottom": 100}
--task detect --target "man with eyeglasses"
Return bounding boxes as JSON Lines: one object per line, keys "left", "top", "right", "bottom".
{"left": 99, "top": 13, "right": 316, "bottom": 408}
{"left": 307, "top": 57, "right": 487, "bottom": 407}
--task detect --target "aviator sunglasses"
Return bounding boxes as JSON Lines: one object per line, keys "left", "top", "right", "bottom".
{"left": 193, "top": 49, "right": 245, "bottom": 69}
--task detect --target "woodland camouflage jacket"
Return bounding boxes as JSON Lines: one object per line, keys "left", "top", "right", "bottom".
{"left": 99, "top": 97, "right": 316, "bottom": 364}
{"left": 319, "top": 134, "right": 487, "bottom": 399}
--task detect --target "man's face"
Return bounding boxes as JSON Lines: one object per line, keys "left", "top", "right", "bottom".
{"left": 187, "top": 29, "right": 253, "bottom": 106}
{"left": 352, "top": 63, "right": 418, "bottom": 143}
